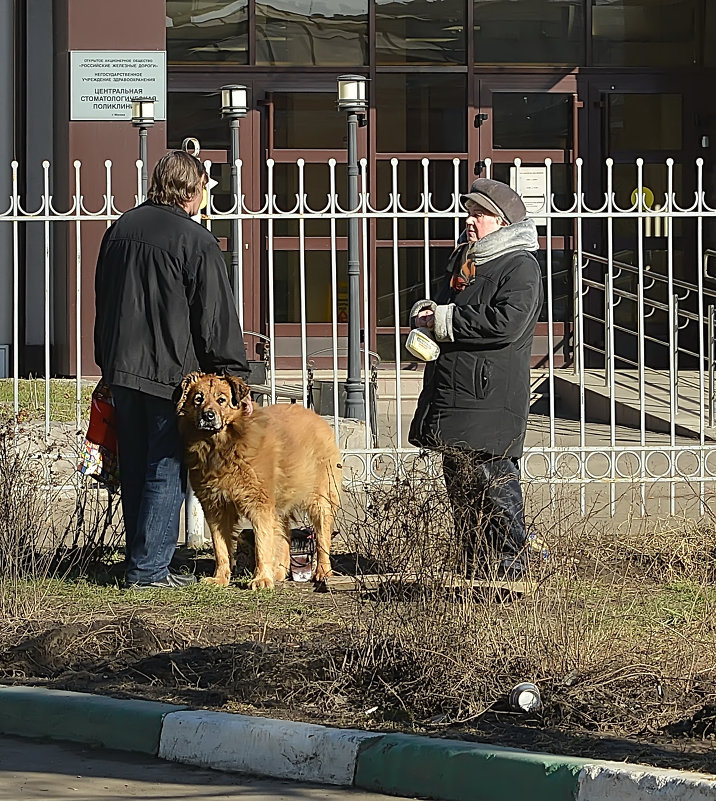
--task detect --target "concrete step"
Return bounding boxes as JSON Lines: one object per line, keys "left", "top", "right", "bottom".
{"left": 553, "top": 368, "right": 716, "bottom": 441}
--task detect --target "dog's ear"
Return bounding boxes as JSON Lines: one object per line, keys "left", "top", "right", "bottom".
{"left": 176, "top": 372, "right": 204, "bottom": 414}
{"left": 225, "top": 375, "right": 250, "bottom": 408}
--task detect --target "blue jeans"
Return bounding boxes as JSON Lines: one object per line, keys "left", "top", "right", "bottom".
{"left": 111, "top": 386, "right": 186, "bottom": 585}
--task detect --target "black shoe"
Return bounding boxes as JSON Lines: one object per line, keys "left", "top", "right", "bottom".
{"left": 126, "top": 572, "right": 198, "bottom": 590}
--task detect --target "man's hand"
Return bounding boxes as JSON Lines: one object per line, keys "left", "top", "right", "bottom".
{"left": 416, "top": 309, "right": 435, "bottom": 330}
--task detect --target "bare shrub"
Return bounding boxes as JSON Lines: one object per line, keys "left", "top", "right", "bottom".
{"left": 0, "top": 419, "right": 122, "bottom": 617}
{"left": 332, "top": 449, "right": 716, "bottom": 735}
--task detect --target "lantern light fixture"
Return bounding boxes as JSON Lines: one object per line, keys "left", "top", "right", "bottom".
{"left": 130, "top": 97, "right": 155, "bottom": 127}
{"left": 221, "top": 84, "right": 248, "bottom": 119}
{"left": 337, "top": 74, "right": 368, "bottom": 113}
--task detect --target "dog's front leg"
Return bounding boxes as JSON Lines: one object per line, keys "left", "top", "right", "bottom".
{"left": 203, "top": 507, "right": 235, "bottom": 587}
{"left": 247, "top": 508, "right": 279, "bottom": 590}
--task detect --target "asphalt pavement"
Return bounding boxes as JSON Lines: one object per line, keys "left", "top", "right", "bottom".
{"left": 0, "top": 735, "right": 410, "bottom": 801}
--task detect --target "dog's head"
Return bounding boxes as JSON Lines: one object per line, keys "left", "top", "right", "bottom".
{"left": 176, "top": 372, "right": 252, "bottom": 434}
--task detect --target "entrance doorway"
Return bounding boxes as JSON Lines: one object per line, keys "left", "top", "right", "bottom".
{"left": 583, "top": 75, "right": 697, "bottom": 367}
{"left": 473, "top": 74, "right": 580, "bottom": 367}
{"left": 256, "top": 79, "right": 364, "bottom": 369}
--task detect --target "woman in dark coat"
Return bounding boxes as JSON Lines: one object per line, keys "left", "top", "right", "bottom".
{"left": 408, "top": 178, "right": 542, "bottom": 579}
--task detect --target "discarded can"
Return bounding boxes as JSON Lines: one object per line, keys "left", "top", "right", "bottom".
{"left": 290, "top": 528, "right": 316, "bottom": 582}
{"left": 508, "top": 682, "right": 542, "bottom": 713}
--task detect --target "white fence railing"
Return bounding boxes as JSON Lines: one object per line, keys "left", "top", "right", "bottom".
{"left": 2, "top": 155, "right": 716, "bottom": 518}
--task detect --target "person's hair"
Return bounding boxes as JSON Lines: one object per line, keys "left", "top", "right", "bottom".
{"left": 147, "top": 151, "right": 207, "bottom": 206}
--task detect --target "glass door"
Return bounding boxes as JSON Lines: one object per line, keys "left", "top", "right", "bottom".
{"left": 585, "top": 75, "right": 697, "bottom": 367}
{"left": 258, "top": 79, "right": 362, "bottom": 369}
{"left": 475, "top": 75, "right": 580, "bottom": 366}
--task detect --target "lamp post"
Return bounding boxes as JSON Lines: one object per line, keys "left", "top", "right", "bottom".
{"left": 337, "top": 75, "right": 368, "bottom": 420}
{"left": 130, "top": 97, "right": 155, "bottom": 200}
{"left": 221, "top": 84, "right": 248, "bottom": 317}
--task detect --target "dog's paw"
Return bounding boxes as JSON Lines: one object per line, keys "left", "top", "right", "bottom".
{"left": 313, "top": 564, "right": 333, "bottom": 582}
{"left": 249, "top": 573, "right": 275, "bottom": 591}
{"left": 201, "top": 575, "right": 231, "bottom": 588}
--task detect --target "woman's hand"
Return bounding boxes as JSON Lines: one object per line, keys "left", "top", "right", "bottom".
{"left": 416, "top": 309, "right": 435, "bottom": 329}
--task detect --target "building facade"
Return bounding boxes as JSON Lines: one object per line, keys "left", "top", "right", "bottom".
{"left": 4, "top": 0, "right": 716, "bottom": 375}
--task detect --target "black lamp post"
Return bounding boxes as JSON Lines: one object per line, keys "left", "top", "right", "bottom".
{"left": 130, "top": 97, "right": 155, "bottom": 200}
{"left": 220, "top": 84, "right": 248, "bottom": 316}
{"left": 337, "top": 75, "right": 368, "bottom": 420}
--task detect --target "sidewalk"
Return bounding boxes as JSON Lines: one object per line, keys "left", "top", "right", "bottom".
{"left": 2, "top": 685, "right": 715, "bottom": 801}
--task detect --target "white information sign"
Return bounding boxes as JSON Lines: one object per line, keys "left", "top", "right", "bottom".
{"left": 509, "top": 166, "right": 548, "bottom": 226}
{"left": 70, "top": 51, "right": 166, "bottom": 121}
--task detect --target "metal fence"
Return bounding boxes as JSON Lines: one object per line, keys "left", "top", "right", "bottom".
{"left": 2, "top": 155, "right": 716, "bottom": 518}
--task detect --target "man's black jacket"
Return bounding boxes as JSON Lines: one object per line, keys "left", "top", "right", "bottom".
{"left": 94, "top": 201, "right": 249, "bottom": 400}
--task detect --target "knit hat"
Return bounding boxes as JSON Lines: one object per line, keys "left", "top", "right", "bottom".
{"left": 460, "top": 178, "right": 527, "bottom": 224}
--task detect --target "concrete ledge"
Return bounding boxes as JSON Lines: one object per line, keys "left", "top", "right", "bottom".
{"left": 0, "top": 685, "right": 185, "bottom": 754}
{"left": 159, "top": 709, "right": 381, "bottom": 785}
{"left": 355, "top": 733, "right": 585, "bottom": 801}
{"left": 578, "top": 762, "right": 716, "bottom": 801}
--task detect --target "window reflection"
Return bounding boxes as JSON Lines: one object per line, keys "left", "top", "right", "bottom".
{"left": 375, "top": 0, "right": 465, "bottom": 65}
{"left": 166, "top": 0, "right": 248, "bottom": 64}
{"left": 592, "top": 0, "right": 698, "bottom": 66}
{"left": 607, "top": 95, "right": 682, "bottom": 152}
{"left": 376, "top": 74, "right": 466, "bottom": 153}
{"left": 474, "top": 0, "right": 584, "bottom": 65}
{"left": 273, "top": 93, "right": 346, "bottom": 150}
{"left": 256, "top": 0, "right": 368, "bottom": 66}
{"left": 492, "top": 93, "right": 572, "bottom": 150}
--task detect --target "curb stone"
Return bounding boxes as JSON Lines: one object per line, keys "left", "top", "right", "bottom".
{"left": 158, "top": 709, "right": 381, "bottom": 785}
{"left": 0, "top": 685, "right": 186, "bottom": 754}
{"left": 1, "top": 685, "right": 715, "bottom": 801}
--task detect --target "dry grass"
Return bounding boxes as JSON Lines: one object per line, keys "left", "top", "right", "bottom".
{"left": 1, "top": 433, "right": 716, "bottom": 758}
{"left": 330, "top": 453, "right": 716, "bottom": 736}
{"left": 0, "top": 418, "right": 122, "bottom": 617}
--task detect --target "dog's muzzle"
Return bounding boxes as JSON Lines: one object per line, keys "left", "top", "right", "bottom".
{"left": 197, "top": 407, "right": 223, "bottom": 432}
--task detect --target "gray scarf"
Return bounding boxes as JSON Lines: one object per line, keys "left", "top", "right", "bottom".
{"left": 466, "top": 218, "right": 539, "bottom": 265}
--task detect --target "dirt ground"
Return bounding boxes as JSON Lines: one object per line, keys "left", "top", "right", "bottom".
{"left": 2, "top": 420, "right": 716, "bottom": 778}
{"left": 1, "top": 544, "right": 716, "bottom": 778}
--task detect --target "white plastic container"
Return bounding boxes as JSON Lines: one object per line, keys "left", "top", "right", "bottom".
{"left": 406, "top": 327, "right": 440, "bottom": 361}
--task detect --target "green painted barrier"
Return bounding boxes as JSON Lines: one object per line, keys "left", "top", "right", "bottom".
{"left": 0, "top": 685, "right": 187, "bottom": 754}
{"left": 355, "top": 733, "right": 585, "bottom": 801}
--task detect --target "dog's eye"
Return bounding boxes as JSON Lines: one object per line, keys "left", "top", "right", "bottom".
{"left": 216, "top": 396, "right": 227, "bottom": 405}
{"left": 193, "top": 393, "right": 204, "bottom": 405}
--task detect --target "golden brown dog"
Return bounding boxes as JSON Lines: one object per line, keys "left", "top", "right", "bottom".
{"left": 177, "top": 372, "right": 342, "bottom": 590}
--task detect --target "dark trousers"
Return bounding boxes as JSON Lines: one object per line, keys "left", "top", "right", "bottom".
{"left": 112, "top": 386, "right": 186, "bottom": 585}
{"left": 442, "top": 450, "right": 527, "bottom": 575}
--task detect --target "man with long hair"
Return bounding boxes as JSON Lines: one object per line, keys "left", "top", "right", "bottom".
{"left": 94, "top": 151, "right": 249, "bottom": 589}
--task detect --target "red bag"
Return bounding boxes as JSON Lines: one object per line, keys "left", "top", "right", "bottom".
{"left": 77, "top": 382, "right": 120, "bottom": 492}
